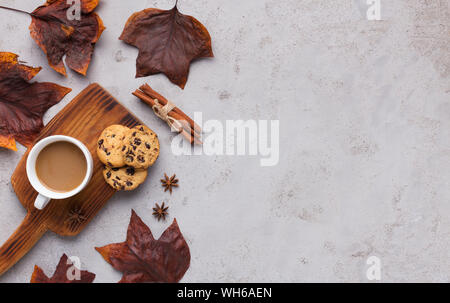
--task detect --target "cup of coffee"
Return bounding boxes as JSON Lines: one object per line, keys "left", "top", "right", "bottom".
{"left": 26, "top": 135, "right": 93, "bottom": 210}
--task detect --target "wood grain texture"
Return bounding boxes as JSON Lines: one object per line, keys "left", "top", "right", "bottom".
{"left": 0, "top": 83, "right": 144, "bottom": 276}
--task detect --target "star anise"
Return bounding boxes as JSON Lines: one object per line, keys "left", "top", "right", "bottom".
{"left": 161, "top": 173, "right": 179, "bottom": 194}
{"left": 152, "top": 202, "right": 169, "bottom": 221}
{"left": 65, "top": 207, "right": 87, "bottom": 225}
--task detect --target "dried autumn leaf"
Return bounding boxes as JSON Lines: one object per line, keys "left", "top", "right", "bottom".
{"left": 30, "top": 254, "right": 95, "bottom": 283}
{"left": 29, "top": 0, "right": 105, "bottom": 76}
{"left": 0, "top": 52, "right": 71, "bottom": 151}
{"left": 96, "top": 210, "right": 190, "bottom": 283}
{"left": 119, "top": 3, "right": 213, "bottom": 89}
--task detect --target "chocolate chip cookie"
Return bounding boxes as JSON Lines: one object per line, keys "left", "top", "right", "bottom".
{"left": 103, "top": 166, "right": 148, "bottom": 191}
{"left": 123, "top": 125, "right": 160, "bottom": 169}
{"left": 97, "top": 125, "right": 129, "bottom": 167}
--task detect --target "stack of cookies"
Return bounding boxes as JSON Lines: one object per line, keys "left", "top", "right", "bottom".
{"left": 97, "top": 124, "right": 159, "bottom": 191}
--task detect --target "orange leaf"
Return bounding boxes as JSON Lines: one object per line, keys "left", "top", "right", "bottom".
{"left": 0, "top": 52, "right": 71, "bottom": 150}
{"left": 0, "top": 135, "right": 17, "bottom": 151}
{"left": 29, "top": 0, "right": 105, "bottom": 76}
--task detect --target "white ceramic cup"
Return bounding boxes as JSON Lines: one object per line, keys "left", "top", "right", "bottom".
{"left": 26, "top": 135, "right": 93, "bottom": 210}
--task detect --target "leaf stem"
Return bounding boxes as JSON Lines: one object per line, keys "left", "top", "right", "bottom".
{"left": 0, "top": 6, "right": 32, "bottom": 16}
{"left": 0, "top": 5, "right": 67, "bottom": 26}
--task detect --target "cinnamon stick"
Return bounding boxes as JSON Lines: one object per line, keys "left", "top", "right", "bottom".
{"left": 132, "top": 90, "right": 195, "bottom": 140}
{"left": 140, "top": 84, "right": 202, "bottom": 135}
{"left": 133, "top": 90, "right": 195, "bottom": 135}
{"left": 132, "top": 86, "right": 202, "bottom": 145}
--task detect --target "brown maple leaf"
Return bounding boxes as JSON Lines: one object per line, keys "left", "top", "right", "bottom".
{"left": 119, "top": 2, "right": 213, "bottom": 89}
{"left": 0, "top": 52, "right": 71, "bottom": 151}
{"left": 29, "top": 0, "right": 105, "bottom": 76}
{"left": 30, "top": 254, "right": 96, "bottom": 283}
{"left": 96, "top": 210, "right": 190, "bottom": 283}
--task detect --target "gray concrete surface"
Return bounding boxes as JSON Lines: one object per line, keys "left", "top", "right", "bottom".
{"left": 0, "top": 0, "right": 449, "bottom": 282}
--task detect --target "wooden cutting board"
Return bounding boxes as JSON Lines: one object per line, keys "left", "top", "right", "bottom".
{"left": 0, "top": 83, "right": 143, "bottom": 276}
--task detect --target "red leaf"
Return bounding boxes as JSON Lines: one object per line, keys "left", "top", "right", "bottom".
{"left": 119, "top": 4, "right": 213, "bottom": 89}
{"left": 96, "top": 210, "right": 191, "bottom": 283}
{"left": 30, "top": 254, "right": 96, "bottom": 283}
{"left": 0, "top": 52, "right": 71, "bottom": 151}
{"left": 29, "top": 0, "right": 105, "bottom": 76}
